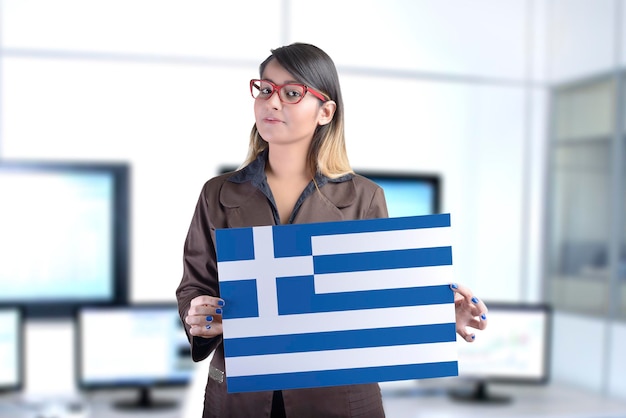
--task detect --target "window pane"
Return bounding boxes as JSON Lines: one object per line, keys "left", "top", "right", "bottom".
{"left": 548, "top": 140, "right": 612, "bottom": 314}
{"left": 554, "top": 79, "right": 614, "bottom": 140}
{"left": 621, "top": 136, "right": 626, "bottom": 319}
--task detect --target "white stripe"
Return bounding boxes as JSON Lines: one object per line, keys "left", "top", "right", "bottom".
{"left": 225, "top": 341, "right": 458, "bottom": 377}
{"left": 252, "top": 226, "right": 278, "bottom": 317}
{"left": 222, "top": 303, "right": 454, "bottom": 339}
{"left": 218, "top": 257, "right": 313, "bottom": 282}
{"left": 311, "top": 226, "right": 451, "bottom": 256}
{"left": 313, "top": 265, "right": 454, "bottom": 294}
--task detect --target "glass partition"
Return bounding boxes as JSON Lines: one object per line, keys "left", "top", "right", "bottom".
{"left": 547, "top": 77, "right": 615, "bottom": 315}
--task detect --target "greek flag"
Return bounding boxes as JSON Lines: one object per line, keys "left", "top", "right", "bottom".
{"left": 216, "top": 214, "right": 458, "bottom": 393}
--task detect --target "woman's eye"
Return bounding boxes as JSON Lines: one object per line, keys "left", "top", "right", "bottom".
{"left": 260, "top": 87, "right": 272, "bottom": 95}
{"left": 285, "top": 89, "right": 302, "bottom": 97}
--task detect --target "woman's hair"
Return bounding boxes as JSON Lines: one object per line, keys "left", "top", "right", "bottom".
{"left": 243, "top": 42, "right": 353, "bottom": 179}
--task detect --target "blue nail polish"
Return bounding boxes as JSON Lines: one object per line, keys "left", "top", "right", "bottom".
{"left": 471, "top": 297, "right": 479, "bottom": 304}
{"left": 206, "top": 315, "right": 213, "bottom": 322}
{"left": 451, "top": 283, "right": 458, "bottom": 289}
{"left": 215, "top": 308, "right": 223, "bottom": 314}
{"left": 481, "top": 314, "right": 487, "bottom": 320}
{"left": 206, "top": 325, "right": 211, "bottom": 330}
{"left": 471, "top": 334, "right": 475, "bottom": 340}
{"left": 217, "top": 300, "right": 225, "bottom": 306}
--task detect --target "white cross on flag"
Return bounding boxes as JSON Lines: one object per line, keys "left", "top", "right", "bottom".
{"left": 216, "top": 213, "right": 458, "bottom": 393}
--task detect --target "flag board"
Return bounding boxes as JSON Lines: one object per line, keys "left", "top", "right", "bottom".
{"left": 216, "top": 213, "right": 458, "bottom": 393}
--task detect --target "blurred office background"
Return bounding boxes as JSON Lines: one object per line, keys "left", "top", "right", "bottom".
{"left": 1, "top": 0, "right": 625, "bottom": 415}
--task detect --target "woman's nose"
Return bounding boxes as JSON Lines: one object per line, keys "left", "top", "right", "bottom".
{"left": 266, "top": 90, "right": 283, "bottom": 109}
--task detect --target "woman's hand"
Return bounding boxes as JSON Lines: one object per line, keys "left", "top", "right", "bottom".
{"left": 450, "top": 283, "right": 488, "bottom": 342}
{"left": 185, "top": 295, "right": 224, "bottom": 339}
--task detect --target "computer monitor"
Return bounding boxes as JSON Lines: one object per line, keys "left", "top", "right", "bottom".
{"left": 76, "top": 304, "right": 194, "bottom": 410}
{"left": 0, "top": 306, "right": 23, "bottom": 392}
{"left": 218, "top": 166, "right": 441, "bottom": 217}
{"left": 357, "top": 171, "right": 441, "bottom": 216}
{"left": 452, "top": 302, "right": 552, "bottom": 403}
{"left": 0, "top": 161, "right": 130, "bottom": 318}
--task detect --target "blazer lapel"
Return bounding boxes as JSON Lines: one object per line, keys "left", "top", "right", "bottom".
{"left": 293, "top": 179, "right": 357, "bottom": 223}
{"left": 219, "top": 180, "right": 275, "bottom": 228}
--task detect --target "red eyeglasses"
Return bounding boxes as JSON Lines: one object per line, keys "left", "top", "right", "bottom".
{"left": 250, "top": 79, "right": 329, "bottom": 104}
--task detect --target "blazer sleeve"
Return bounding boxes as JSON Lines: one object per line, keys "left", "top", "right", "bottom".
{"left": 175, "top": 180, "right": 222, "bottom": 362}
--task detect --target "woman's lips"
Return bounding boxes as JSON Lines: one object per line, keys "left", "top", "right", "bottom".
{"left": 263, "top": 117, "right": 284, "bottom": 124}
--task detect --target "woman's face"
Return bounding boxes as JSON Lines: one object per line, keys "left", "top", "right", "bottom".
{"left": 253, "top": 59, "right": 330, "bottom": 149}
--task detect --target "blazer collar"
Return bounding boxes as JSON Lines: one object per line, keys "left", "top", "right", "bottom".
{"left": 218, "top": 149, "right": 357, "bottom": 218}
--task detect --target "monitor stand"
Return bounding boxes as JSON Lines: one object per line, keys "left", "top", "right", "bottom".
{"left": 448, "top": 380, "right": 512, "bottom": 404}
{"left": 114, "top": 387, "right": 178, "bottom": 410}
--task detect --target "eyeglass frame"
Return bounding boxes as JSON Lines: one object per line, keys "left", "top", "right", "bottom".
{"left": 249, "top": 79, "right": 329, "bottom": 104}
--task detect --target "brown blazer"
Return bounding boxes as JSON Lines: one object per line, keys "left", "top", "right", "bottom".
{"left": 176, "top": 171, "right": 389, "bottom": 418}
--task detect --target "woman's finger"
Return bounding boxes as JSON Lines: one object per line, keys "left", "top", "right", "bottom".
{"left": 189, "top": 322, "right": 223, "bottom": 338}
{"left": 450, "top": 283, "right": 488, "bottom": 316}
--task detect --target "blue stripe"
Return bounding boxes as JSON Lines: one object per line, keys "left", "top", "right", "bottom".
{"left": 276, "top": 278, "right": 453, "bottom": 315}
{"left": 226, "top": 361, "right": 459, "bottom": 393}
{"left": 223, "top": 323, "right": 456, "bottom": 357}
{"left": 313, "top": 246, "right": 452, "bottom": 274}
{"left": 216, "top": 227, "right": 255, "bottom": 262}
{"left": 273, "top": 214, "right": 451, "bottom": 257}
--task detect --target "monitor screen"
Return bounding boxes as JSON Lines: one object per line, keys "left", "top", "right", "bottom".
{"left": 0, "top": 161, "right": 130, "bottom": 318}
{"left": 76, "top": 304, "right": 194, "bottom": 410}
{"left": 358, "top": 171, "right": 441, "bottom": 217}
{"left": 0, "top": 307, "right": 22, "bottom": 392}
{"left": 453, "top": 302, "right": 551, "bottom": 403}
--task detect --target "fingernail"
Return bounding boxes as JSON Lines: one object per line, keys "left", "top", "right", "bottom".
{"left": 216, "top": 308, "right": 223, "bottom": 314}
{"left": 217, "top": 300, "right": 225, "bottom": 306}
{"left": 450, "top": 283, "right": 458, "bottom": 289}
{"left": 471, "top": 335, "right": 475, "bottom": 340}
{"left": 206, "top": 325, "right": 211, "bottom": 330}
{"left": 471, "top": 297, "right": 479, "bottom": 304}
{"left": 481, "top": 314, "right": 487, "bottom": 320}
{"left": 206, "top": 315, "right": 213, "bottom": 322}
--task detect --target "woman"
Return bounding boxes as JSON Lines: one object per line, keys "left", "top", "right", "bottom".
{"left": 176, "top": 42, "right": 488, "bottom": 418}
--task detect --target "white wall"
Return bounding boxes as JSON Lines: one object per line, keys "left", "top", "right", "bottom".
{"left": 1, "top": 0, "right": 543, "bottom": 307}
{"left": 0, "top": 0, "right": 551, "bottom": 404}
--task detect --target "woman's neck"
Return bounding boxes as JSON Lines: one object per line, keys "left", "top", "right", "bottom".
{"left": 265, "top": 145, "right": 313, "bottom": 224}
{"left": 266, "top": 146, "right": 311, "bottom": 181}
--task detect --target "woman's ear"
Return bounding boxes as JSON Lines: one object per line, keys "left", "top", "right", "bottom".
{"left": 317, "top": 101, "right": 337, "bottom": 126}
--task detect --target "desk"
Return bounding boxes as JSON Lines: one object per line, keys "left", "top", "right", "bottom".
{"left": 381, "top": 381, "right": 626, "bottom": 418}
{"left": 1, "top": 383, "right": 626, "bottom": 418}
{"left": 0, "top": 389, "right": 186, "bottom": 418}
